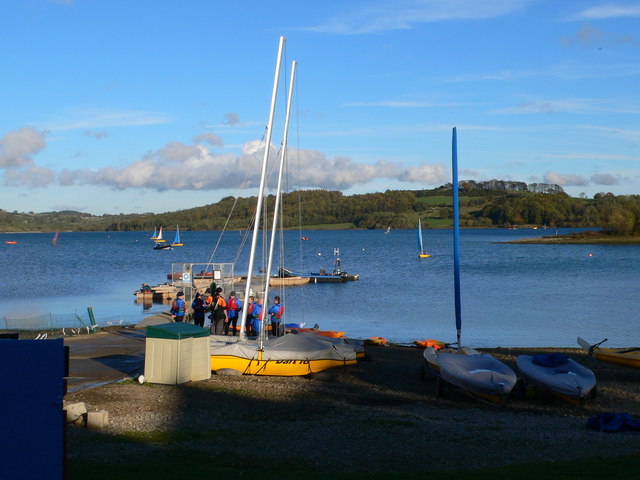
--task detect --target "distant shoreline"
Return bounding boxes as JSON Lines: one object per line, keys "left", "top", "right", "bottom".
{"left": 501, "top": 231, "right": 640, "bottom": 245}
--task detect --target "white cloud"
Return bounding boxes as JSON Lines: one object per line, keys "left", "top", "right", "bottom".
{"left": 591, "top": 173, "right": 619, "bottom": 185}
{"left": 575, "top": 4, "right": 640, "bottom": 20}
{"left": 0, "top": 127, "right": 46, "bottom": 168}
{"left": 399, "top": 163, "right": 448, "bottom": 184}
{"left": 52, "top": 139, "right": 409, "bottom": 192}
{"left": 5, "top": 165, "right": 55, "bottom": 188}
{"left": 224, "top": 113, "right": 241, "bottom": 125}
{"left": 544, "top": 171, "right": 589, "bottom": 186}
{"left": 193, "top": 132, "right": 224, "bottom": 147}
{"left": 84, "top": 130, "right": 108, "bottom": 139}
{"left": 303, "top": 0, "right": 532, "bottom": 34}
{"left": 41, "top": 107, "right": 171, "bottom": 131}
{"left": 494, "top": 98, "right": 640, "bottom": 115}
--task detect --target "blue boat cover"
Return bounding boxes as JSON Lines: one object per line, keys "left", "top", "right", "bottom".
{"left": 532, "top": 353, "right": 568, "bottom": 367}
{"left": 587, "top": 412, "right": 640, "bottom": 433}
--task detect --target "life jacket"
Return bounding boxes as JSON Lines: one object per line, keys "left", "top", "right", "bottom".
{"left": 247, "top": 303, "right": 254, "bottom": 315}
{"left": 275, "top": 305, "right": 284, "bottom": 320}
{"left": 192, "top": 297, "right": 205, "bottom": 312}
{"left": 171, "top": 299, "right": 184, "bottom": 315}
{"left": 227, "top": 297, "right": 239, "bottom": 311}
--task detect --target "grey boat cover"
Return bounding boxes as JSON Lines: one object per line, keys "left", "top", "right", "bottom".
{"left": 438, "top": 352, "right": 517, "bottom": 396}
{"left": 209, "top": 332, "right": 357, "bottom": 362}
{"left": 516, "top": 354, "right": 596, "bottom": 398}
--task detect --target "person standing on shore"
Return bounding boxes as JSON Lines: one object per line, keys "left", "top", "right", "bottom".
{"left": 244, "top": 296, "right": 256, "bottom": 336}
{"left": 191, "top": 292, "right": 206, "bottom": 328}
{"left": 170, "top": 292, "right": 186, "bottom": 322}
{"left": 268, "top": 295, "right": 284, "bottom": 337}
{"left": 209, "top": 292, "right": 227, "bottom": 335}
{"left": 225, "top": 291, "right": 243, "bottom": 336}
{"left": 251, "top": 297, "right": 263, "bottom": 337}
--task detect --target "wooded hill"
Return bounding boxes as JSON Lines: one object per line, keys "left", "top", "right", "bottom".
{"left": 1, "top": 181, "right": 639, "bottom": 235}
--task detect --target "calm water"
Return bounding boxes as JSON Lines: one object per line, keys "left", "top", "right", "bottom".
{"left": 1, "top": 228, "right": 638, "bottom": 348}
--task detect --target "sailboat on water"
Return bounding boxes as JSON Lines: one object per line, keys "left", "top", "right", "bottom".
{"left": 418, "top": 219, "right": 430, "bottom": 258}
{"left": 171, "top": 225, "right": 183, "bottom": 247}
{"left": 150, "top": 227, "right": 158, "bottom": 240}
{"left": 422, "top": 128, "right": 516, "bottom": 404}
{"left": 153, "top": 226, "right": 171, "bottom": 250}
{"left": 209, "top": 36, "right": 359, "bottom": 376}
{"left": 51, "top": 231, "right": 59, "bottom": 247}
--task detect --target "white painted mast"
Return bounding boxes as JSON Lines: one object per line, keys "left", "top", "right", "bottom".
{"left": 239, "top": 35, "right": 285, "bottom": 340}
{"left": 261, "top": 60, "right": 297, "bottom": 347}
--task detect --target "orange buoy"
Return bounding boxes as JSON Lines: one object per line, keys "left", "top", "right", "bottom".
{"left": 5, "top": 241, "right": 17, "bottom": 245}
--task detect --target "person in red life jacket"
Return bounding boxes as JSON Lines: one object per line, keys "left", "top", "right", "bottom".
{"left": 170, "top": 291, "right": 186, "bottom": 322}
{"left": 244, "top": 296, "right": 256, "bottom": 336}
{"left": 224, "top": 291, "right": 243, "bottom": 336}
{"left": 191, "top": 292, "right": 206, "bottom": 328}
{"left": 267, "top": 295, "right": 284, "bottom": 337}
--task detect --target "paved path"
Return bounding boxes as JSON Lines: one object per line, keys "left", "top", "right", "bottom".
{"left": 65, "top": 328, "right": 146, "bottom": 392}
{"left": 64, "top": 312, "right": 176, "bottom": 392}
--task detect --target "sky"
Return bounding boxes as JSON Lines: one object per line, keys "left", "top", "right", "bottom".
{"left": 1, "top": 0, "right": 639, "bottom": 215}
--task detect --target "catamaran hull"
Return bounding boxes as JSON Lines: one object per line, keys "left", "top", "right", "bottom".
{"left": 209, "top": 333, "right": 358, "bottom": 377}
{"left": 211, "top": 354, "right": 356, "bottom": 376}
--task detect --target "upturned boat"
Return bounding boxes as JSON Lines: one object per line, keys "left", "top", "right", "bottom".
{"left": 516, "top": 353, "right": 596, "bottom": 404}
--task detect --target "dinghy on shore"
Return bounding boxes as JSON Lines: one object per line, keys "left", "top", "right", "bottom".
{"left": 578, "top": 337, "right": 640, "bottom": 369}
{"left": 516, "top": 353, "right": 596, "bottom": 404}
{"left": 422, "top": 128, "right": 517, "bottom": 405}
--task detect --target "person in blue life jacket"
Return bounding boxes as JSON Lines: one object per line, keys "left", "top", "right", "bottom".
{"left": 225, "top": 291, "right": 243, "bottom": 336}
{"left": 191, "top": 292, "right": 206, "bottom": 327}
{"left": 251, "top": 297, "right": 263, "bottom": 336}
{"left": 268, "top": 295, "right": 284, "bottom": 337}
{"left": 170, "top": 291, "right": 186, "bottom": 322}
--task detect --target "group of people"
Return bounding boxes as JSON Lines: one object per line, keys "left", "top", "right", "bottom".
{"left": 169, "top": 288, "right": 285, "bottom": 337}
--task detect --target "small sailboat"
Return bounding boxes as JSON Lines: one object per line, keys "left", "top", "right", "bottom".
{"left": 51, "top": 231, "right": 59, "bottom": 247}
{"left": 384, "top": 226, "right": 391, "bottom": 234}
{"left": 418, "top": 219, "right": 431, "bottom": 258}
{"left": 153, "top": 226, "right": 171, "bottom": 250}
{"left": 171, "top": 225, "right": 183, "bottom": 247}
{"left": 150, "top": 227, "right": 158, "bottom": 240}
{"left": 154, "top": 226, "right": 166, "bottom": 243}
{"left": 422, "top": 128, "right": 516, "bottom": 405}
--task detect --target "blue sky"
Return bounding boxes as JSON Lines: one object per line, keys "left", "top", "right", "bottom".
{"left": 1, "top": 0, "right": 639, "bottom": 215}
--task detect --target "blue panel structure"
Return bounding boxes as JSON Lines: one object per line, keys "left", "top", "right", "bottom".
{"left": 0, "top": 338, "right": 66, "bottom": 480}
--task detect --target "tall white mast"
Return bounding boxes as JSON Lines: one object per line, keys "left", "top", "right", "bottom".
{"left": 239, "top": 36, "right": 285, "bottom": 340}
{"left": 261, "top": 60, "right": 297, "bottom": 348}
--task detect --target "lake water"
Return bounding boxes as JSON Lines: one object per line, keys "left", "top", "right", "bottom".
{"left": 1, "top": 228, "right": 638, "bottom": 348}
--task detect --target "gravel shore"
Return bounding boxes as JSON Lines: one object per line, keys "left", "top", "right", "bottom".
{"left": 65, "top": 344, "right": 640, "bottom": 473}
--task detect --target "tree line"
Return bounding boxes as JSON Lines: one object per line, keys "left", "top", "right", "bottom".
{"left": 1, "top": 184, "right": 638, "bottom": 235}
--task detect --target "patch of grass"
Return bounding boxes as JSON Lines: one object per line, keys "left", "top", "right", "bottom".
{"left": 361, "top": 417, "right": 417, "bottom": 428}
{"left": 67, "top": 453, "right": 640, "bottom": 480}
